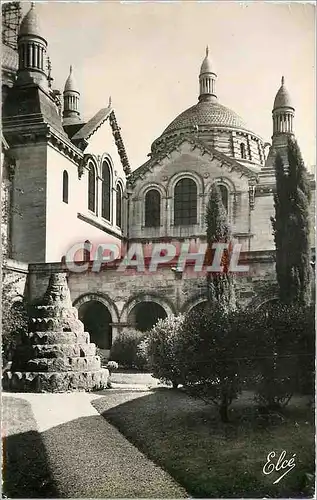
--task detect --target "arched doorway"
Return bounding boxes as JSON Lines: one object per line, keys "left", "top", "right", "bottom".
{"left": 257, "top": 298, "right": 280, "bottom": 318}
{"left": 78, "top": 301, "right": 112, "bottom": 349}
{"left": 128, "top": 301, "right": 167, "bottom": 332}
{"left": 187, "top": 300, "right": 208, "bottom": 314}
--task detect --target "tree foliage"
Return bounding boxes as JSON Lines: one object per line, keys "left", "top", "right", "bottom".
{"left": 2, "top": 273, "right": 28, "bottom": 366}
{"left": 143, "top": 314, "right": 185, "bottom": 387}
{"left": 271, "top": 137, "right": 312, "bottom": 306}
{"left": 176, "top": 308, "right": 254, "bottom": 422}
{"left": 143, "top": 302, "right": 314, "bottom": 422}
{"left": 205, "top": 184, "right": 236, "bottom": 313}
{"left": 110, "top": 329, "right": 148, "bottom": 369}
{"left": 1, "top": 178, "right": 28, "bottom": 366}
{"left": 251, "top": 302, "right": 315, "bottom": 407}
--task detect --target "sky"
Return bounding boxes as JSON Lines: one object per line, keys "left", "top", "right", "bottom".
{"left": 22, "top": 1, "right": 316, "bottom": 171}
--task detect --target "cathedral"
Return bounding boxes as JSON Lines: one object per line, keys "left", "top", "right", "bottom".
{"left": 2, "top": 3, "right": 315, "bottom": 358}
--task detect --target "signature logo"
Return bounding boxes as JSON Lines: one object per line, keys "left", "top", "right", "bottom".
{"left": 263, "top": 450, "right": 296, "bottom": 484}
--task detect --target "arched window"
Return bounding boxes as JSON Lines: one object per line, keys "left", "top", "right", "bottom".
{"left": 62, "top": 170, "right": 69, "bottom": 204}
{"left": 219, "top": 185, "right": 229, "bottom": 212}
{"left": 174, "top": 178, "right": 197, "bottom": 226}
{"left": 145, "top": 189, "right": 160, "bottom": 227}
{"left": 240, "top": 142, "right": 247, "bottom": 159}
{"left": 102, "top": 161, "right": 111, "bottom": 221}
{"left": 116, "top": 183, "right": 123, "bottom": 228}
{"left": 88, "top": 163, "right": 96, "bottom": 212}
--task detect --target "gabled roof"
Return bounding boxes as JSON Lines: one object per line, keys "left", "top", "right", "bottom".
{"left": 2, "top": 45, "right": 18, "bottom": 72}
{"left": 71, "top": 106, "right": 132, "bottom": 177}
{"left": 72, "top": 106, "right": 112, "bottom": 142}
{"left": 2, "top": 133, "right": 9, "bottom": 151}
{"left": 129, "top": 134, "right": 259, "bottom": 185}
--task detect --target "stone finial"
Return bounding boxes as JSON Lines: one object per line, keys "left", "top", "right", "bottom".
{"left": 206, "top": 45, "right": 209, "bottom": 57}
{"left": 43, "top": 273, "right": 72, "bottom": 307}
{"left": 281, "top": 76, "right": 284, "bottom": 86}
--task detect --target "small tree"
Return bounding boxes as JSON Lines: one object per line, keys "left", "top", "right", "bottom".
{"left": 271, "top": 137, "right": 312, "bottom": 306}
{"left": 205, "top": 184, "right": 236, "bottom": 313}
{"left": 248, "top": 302, "right": 315, "bottom": 409}
{"left": 145, "top": 314, "right": 185, "bottom": 388}
{"left": 177, "top": 308, "right": 251, "bottom": 422}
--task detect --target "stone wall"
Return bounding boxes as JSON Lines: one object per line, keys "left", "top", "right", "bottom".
{"left": 3, "top": 259, "right": 29, "bottom": 301}
{"left": 27, "top": 251, "right": 278, "bottom": 344}
{"left": 129, "top": 140, "right": 256, "bottom": 252}
{"left": 10, "top": 142, "right": 48, "bottom": 263}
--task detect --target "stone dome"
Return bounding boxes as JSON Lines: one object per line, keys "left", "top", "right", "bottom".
{"left": 200, "top": 46, "right": 215, "bottom": 75}
{"left": 64, "top": 66, "right": 79, "bottom": 93}
{"left": 273, "top": 77, "right": 293, "bottom": 109}
{"left": 151, "top": 49, "right": 265, "bottom": 165}
{"left": 19, "top": 4, "right": 44, "bottom": 39}
{"left": 163, "top": 100, "right": 248, "bottom": 135}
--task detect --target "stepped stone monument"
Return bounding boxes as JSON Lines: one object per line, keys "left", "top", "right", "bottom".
{"left": 3, "top": 273, "right": 109, "bottom": 392}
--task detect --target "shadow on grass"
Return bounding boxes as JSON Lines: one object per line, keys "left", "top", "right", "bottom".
{"left": 39, "top": 414, "right": 186, "bottom": 498}
{"left": 2, "top": 398, "right": 58, "bottom": 498}
{"left": 3, "top": 396, "right": 186, "bottom": 498}
{"left": 92, "top": 388, "right": 315, "bottom": 499}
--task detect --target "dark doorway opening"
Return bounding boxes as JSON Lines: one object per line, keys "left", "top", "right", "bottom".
{"left": 78, "top": 301, "right": 112, "bottom": 349}
{"left": 128, "top": 301, "right": 167, "bottom": 332}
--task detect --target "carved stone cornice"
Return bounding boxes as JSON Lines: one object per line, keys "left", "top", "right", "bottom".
{"left": 48, "top": 129, "right": 83, "bottom": 165}
{"left": 3, "top": 122, "right": 84, "bottom": 166}
{"left": 109, "top": 110, "right": 131, "bottom": 177}
{"left": 77, "top": 153, "right": 98, "bottom": 180}
{"left": 129, "top": 134, "right": 259, "bottom": 187}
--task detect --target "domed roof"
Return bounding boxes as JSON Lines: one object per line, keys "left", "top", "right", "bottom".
{"left": 200, "top": 46, "right": 215, "bottom": 74}
{"left": 163, "top": 99, "right": 247, "bottom": 135}
{"left": 64, "top": 66, "right": 79, "bottom": 93}
{"left": 19, "top": 4, "right": 44, "bottom": 39}
{"left": 273, "top": 76, "right": 293, "bottom": 109}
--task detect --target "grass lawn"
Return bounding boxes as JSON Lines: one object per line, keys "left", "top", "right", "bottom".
{"left": 110, "top": 369, "right": 159, "bottom": 387}
{"left": 2, "top": 396, "right": 58, "bottom": 498}
{"left": 3, "top": 393, "right": 187, "bottom": 498}
{"left": 92, "top": 389, "right": 315, "bottom": 498}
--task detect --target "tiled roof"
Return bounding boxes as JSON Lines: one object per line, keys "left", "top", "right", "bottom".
{"left": 2, "top": 44, "right": 18, "bottom": 71}
{"left": 129, "top": 134, "right": 258, "bottom": 184}
{"left": 72, "top": 107, "right": 112, "bottom": 141}
{"left": 3, "top": 84, "right": 67, "bottom": 137}
{"left": 163, "top": 100, "right": 247, "bottom": 135}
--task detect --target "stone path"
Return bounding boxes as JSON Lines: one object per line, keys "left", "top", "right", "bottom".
{"left": 3, "top": 390, "right": 188, "bottom": 498}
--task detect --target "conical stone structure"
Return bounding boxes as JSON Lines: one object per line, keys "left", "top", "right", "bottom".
{"left": 3, "top": 273, "right": 109, "bottom": 392}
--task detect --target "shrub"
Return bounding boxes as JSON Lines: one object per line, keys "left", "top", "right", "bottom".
{"left": 95, "top": 347, "right": 110, "bottom": 366}
{"left": 106, "top": 360, "right": 119, "bottom": 373}
{"left": 145, "top": 314, "right": 185, "bottom": 388}
{"left": 177, "top": 307, "right": 252, "bottom": 422}
{"left": 252, "top": 303, "right": 315, "bottom": 408}
{"left": 110, "top": 330, "right": 148, "bottom": 369}
{"left": 2, "top": 278, "right": 28, "bottom": 367}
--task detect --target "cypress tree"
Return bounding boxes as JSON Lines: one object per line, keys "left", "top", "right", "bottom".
{"left": 271, "top": 136, "right": 312, "bottom": 306}
{"left": 205, "top": 184, "right": 236, "bottom": 313}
